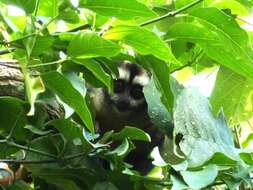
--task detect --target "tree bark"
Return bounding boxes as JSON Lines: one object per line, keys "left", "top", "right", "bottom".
{"left": 0, "top": 59, "right": 64, "bottom": 119}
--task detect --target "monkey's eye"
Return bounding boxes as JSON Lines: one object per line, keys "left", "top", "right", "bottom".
{"left": 130, "top": 85, "right": 144, "bottom": 99}
{"left": 114, "top": 79, "right": 126, "bottom": 93}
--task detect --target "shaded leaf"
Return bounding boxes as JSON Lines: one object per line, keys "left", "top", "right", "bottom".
{"left": 112, "top": 126, "right": 151, "bottom": 142}
{"left": 72, "top": 59, "right": 112, "bottom": 91}
{"left": 41, "top": 71, "right": 94, "bottom": 133}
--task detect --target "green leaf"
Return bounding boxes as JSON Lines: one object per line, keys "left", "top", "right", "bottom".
{"left": 181, "top": 165, "right": 218, "bottom": 190}
{"left": 93, "top": 182, "right": 118, "bottom": 190}
{"left": 207, "top": 0, "right": 249, "bottom": 16}
{"left": 21, "top": 134, "right": 64, "bottom": 160}
{"left": 242, "top": 133, "right": 253, "bottom": 148}
{"left": 166, "top": 7, "right": 253, "bottom": 80}
{"left": 205, "top": 152, "right": 237, "bottom": 166}
{"left": 174, "top": 87, "right": 239, "bottom": 167}
{"left": 31, "top": 167, "right": 98, "bottom": 189}
{"left": 104, "top": 25, "right": 180, "bottom": 66}
{"left": 59, "top": 8, "right": 80, "bottom": 24}
{"left": 31, "top": 35, "right": 54, "bottom": 56}
{"left": 1, "top": 0, "right": 36, "bottom": 14}
{"left": 171, "top": 175, "right": 188, "bottom": 190}
{"left": 24, "top": 125, "right": 52, "bottom": 135}
{"left": 110, "top": 138, "right": 130, "bottom": 156}
{"left": 37, "top": 0, "right": 58, "bottom": 17}
{"left": 143, "top": 75, "right": 173, "bottom": 131}
{"left": 41, "top": 71, "right": 94, "bottom": 133}
{"left": 50, "top": 118, "right": 93, "bottom": 151}
{"left": 210, "top": 67, "right": 253, "bottom": 125}
{"left": 44, "top": 178, "right": 81, "bottom": 190}
{"left": 17, "top": 56, "right": 45, "bottom": 116}
{"left": 72, "top": 59, "right": 112, "bottom": 91}
{"left": 6, "top": 180, "right": 33, "bottom": 190}
{"left": 67, "top": 32, "right": 121, "bottom": 59}
{"left": 23, "top": 17, "right": 37, "bottom": 58}
{"left": 140, "top": 56, "right": 174, "bottom": 113}
{"left": 0, "top": 97, "right": 29, "bottom": 141}
{"left": 112, "top": 126, "right": 151, "bottom": 142}
{"left": 81, "top": 0, "right": 156, "bottom": 20}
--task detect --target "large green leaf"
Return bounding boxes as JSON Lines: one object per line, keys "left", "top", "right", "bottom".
{"left": 41, "top": 71, "right": 94, "bottom": 133}
{"left": 31, "top": 167, "right": 98, "bottom": 189}
{"left": 93, "top": 182, "right": 118, "bottom": 190}
{"left": 0, "top": 97, "right": 29, "bottom": 141}
{"left": 49, "top": 119, "right": 93, "bottom": 151}
{"left": 112, "top": 126, "right": 151, "bottom": 142}
{"left": 67, "top": 32, "right": 121, "bottom": 59}
{"left": 104, "top": 26, "right": 180, "bottom": 66}
{"left": 37, "top": 0, "right": 58, "bottom": 17}
{"left": 181, "top": 164, "right": 218, "bottom": 190}
{"left": 81, "top": 0, "right": 156, "bottom": 20}
{"left": 143, "top": 76, "right": 172, "bottom": 131}
{"left": 166, "top": 7, "right": 253, "bottom": 80}
{"left": 72, "top": 59, "right": 112, "bottom": 91}
{"left": 210, "top": 67, "right": 253, "bottom": 125}
{"left": 173, "top": 87, "right": 239, "bottom": 167}
{"left": 140, "top": 56, "right": 174, "bottom": 113}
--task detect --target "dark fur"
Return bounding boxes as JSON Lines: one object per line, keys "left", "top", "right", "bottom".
{"left": 90, "top": 62, "right": 164, "bottom": 174}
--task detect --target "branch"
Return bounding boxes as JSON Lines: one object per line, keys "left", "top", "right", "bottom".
{"left": 5, "top": 141, "right": 58, "bottom": 159}
{"left": 0, "top": 151, "right": 92, "bottom": 165}
{"left": 140, "top": 0, "right": 204, "bottom": 26}
{"left": 170, "top": 50, "right": 204, "bottom": 73}
{"left": 0, "top": 48, "right": 15, "bottom": 55}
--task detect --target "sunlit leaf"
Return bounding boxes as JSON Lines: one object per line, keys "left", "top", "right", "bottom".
{"left": 81, "top": 0, "right": 156, "bottom": 20}
{"left": 210, "top": 67, "right": 253, "bottom": 125}
{"left": 166, "top": 7, "right": 253, "bottom": 80}
{"left": 104, "top": 26, "right": 180, "bottom": 66}
{"left": 67, "top": 32, "right": 121, "bottom": 58}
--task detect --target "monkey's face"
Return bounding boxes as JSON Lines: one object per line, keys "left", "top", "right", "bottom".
{"left": 109, "top": 62, "right": 150, "bottom": 113}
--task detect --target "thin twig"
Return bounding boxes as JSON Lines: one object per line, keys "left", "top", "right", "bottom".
{"left": 0, "top": 48, "right": 15, "bottom": 55}
{"left": 233, "top": 125, "right": 241, "bottom": 148}
{"left": 237, "top": 16, "right": 253, "bottom": 28}
{"left": 34, "top": 0, "right": 40, "bottom": 17}
{"left": 27, "top": 58, "right": 68, "bottom": 68}
{"left": 170, "top": 50, "right": 204, "bottom": 73}
{"left": 6, "top": 141, "right": 58, "bottom": 159}
{"left": 6, "top": 110, "right": 23, "bottom": 140}
{"left": 67, "top": 24, "right": 92, "bottom": 32}
{"left": 140, "top": 0, "right": 204, "bottom": 26}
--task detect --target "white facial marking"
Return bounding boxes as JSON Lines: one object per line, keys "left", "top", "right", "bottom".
{"left": 118, "top": 67, "right": 130, "bottom": 81}
{"left": 132, "top": 74, "right": 150, "bottom": 86}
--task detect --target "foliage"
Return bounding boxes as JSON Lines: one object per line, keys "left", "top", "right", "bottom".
{"left": 0, "top": 0, "right": 253, "bottom": 189}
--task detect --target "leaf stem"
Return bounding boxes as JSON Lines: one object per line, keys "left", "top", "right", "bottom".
{"left": 233, "top": 125, "right": 241, "bottom": 148}
{"left": 34, "top": 0, "right": 41, "bottom": 16}
{"left": 6, "top": 141, "right": 58, "bottom": 159}
{"left": 1, "top": 15, "right": 59, "bottom": 46}
{"left": 170, "top": 50, "right": 204, "bottom": 73}
{"left": 0, "top": 151, "right": 90, "bottom": 165}
{"left": 140, "top": 0, "right": 204, "bottom": 26}
{"left": 28, "top": 58, "right": 68, "bottom": 68}
{"left": 0, "top": 48, "right": 15, "bottom": 55}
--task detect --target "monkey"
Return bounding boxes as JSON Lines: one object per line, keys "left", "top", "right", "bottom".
{"left": 88, "top": 61, "right": 164, "bottom": 174}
